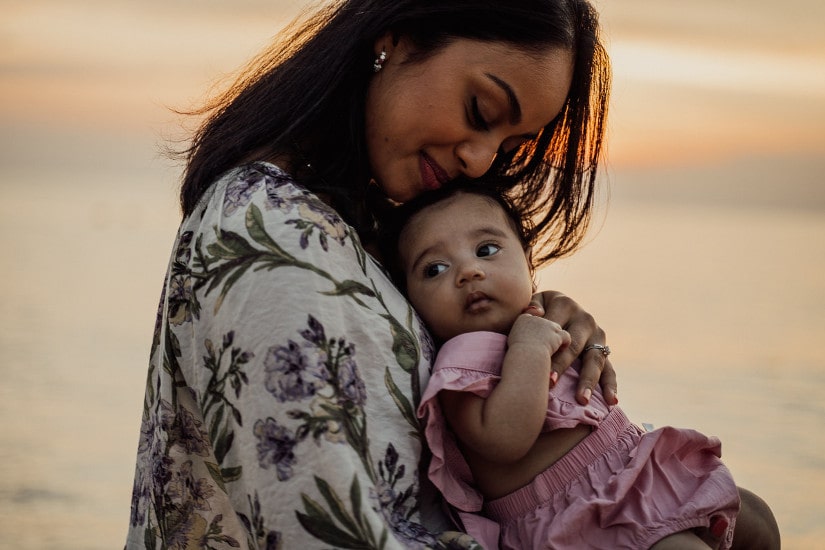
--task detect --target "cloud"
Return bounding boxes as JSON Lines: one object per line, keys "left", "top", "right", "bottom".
{"left": 612, "top": 39, "right": 825, "bottom": 99}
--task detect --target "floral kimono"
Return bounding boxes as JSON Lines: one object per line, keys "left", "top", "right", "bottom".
{"left": 126, "top": 163, "right": 479, "bottom": 549}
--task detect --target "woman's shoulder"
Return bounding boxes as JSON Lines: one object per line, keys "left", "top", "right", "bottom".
{"left": 215, "top": 162, "right": 335, "bottom": 218}
{"left": 187, "top": 161, "right": 353, "bottom": 250}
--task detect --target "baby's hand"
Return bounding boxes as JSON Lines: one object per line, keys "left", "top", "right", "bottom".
{"left": 507, "top": 313, "right": 571, "bottom": 362}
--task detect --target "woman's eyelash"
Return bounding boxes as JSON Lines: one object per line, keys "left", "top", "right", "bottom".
{"left": 471, "top": 97, "right": 489, "bottom": 131}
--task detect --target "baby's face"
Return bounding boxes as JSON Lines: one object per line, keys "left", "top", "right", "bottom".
{"left": 399, "top": 192, "right": 534, "bottom": 342}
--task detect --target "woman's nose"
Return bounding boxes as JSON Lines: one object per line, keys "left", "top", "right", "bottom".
{"left": 455, "top": 139, "right": 498, "bottom": 179}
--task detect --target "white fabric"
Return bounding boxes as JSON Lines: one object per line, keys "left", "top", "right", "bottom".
{"left": 126, "top": 163, "right": 478, "bottom": 549}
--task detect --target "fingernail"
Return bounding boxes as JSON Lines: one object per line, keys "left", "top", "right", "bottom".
{"left": 549, "top": 371, "right": 559, "bottom": 385}
{"left": 582, "top": 388, "right": 592, "bottom": 403}
{"left": 524, "top": 305, "right": 542, "bottom": 316}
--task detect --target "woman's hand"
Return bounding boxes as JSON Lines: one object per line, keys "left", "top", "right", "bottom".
{"left": 528, "top": 291, "right": 618, "bottom": 406}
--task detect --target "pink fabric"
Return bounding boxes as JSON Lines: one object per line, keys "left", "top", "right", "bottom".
{"left": 487, "top": 407, "right": 739, "bottom": 549}
{"left": 417, "top": 331, "right": 740, "bottom": 549}
{"left": 417, "top": 332, "right": 611, "bottom": 512}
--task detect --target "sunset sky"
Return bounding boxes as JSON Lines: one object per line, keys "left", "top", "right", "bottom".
{"left": 1, "top": 0, "right": 823, "bottom": 176}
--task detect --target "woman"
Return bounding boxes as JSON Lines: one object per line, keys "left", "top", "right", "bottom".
{"left": 124, "top": 1, "right": 732, "bottom": 548}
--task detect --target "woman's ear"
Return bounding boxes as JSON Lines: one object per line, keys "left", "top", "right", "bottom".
{"left": 373, "top": 31, "right": 400, "bottom": 64}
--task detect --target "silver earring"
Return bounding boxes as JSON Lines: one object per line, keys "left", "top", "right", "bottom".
{"left": 373, "top": 49, "right": 387, "bottom": 73}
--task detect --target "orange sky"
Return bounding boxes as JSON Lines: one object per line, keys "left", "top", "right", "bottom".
{"left": 1, "top": 0, "right": 824, "bottom": 170}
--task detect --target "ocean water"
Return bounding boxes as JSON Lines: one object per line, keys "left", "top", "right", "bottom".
{"left": 0, "top": 162, "right": 823, "bottom": 549}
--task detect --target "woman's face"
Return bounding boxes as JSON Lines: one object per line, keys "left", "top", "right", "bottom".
{"left": 365, "top": 37, "right": 574, "bottom": 203}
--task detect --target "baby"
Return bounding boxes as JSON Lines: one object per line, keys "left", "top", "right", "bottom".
{"left": 381, "top": 183, "right": 760, "bottom": 549}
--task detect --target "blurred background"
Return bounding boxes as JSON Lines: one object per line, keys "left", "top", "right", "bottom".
{"left": 0, "top": 0, "right": 822, "bottom": 548}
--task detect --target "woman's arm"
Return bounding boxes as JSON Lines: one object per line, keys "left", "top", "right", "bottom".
{"left": 439, "top": 314, "right": 570, "bottom": 464}
{"left": 530, "top": 290, "right": 618, "bottom": 405}
{"left": 129, "top": 166, "right": 468, "bottom": 549}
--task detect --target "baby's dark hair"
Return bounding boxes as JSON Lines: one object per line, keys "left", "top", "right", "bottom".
{"left": 378, "top": 182, "right": 536, "bottom": 292}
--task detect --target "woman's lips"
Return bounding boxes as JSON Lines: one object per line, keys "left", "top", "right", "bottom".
{"left": 420, "top": 153, "right": 449, "bottom": 191}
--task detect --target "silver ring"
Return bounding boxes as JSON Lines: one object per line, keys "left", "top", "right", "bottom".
{"left": 582, "top": 344, "right": 611, "bottom": 357}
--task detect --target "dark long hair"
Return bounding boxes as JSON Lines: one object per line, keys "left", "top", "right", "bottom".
{"left": 176, "top": 0, "right": 610, "bottom": 266}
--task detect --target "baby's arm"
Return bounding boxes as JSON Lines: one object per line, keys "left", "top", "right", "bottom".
{"left": 439, "top": 314, "right": 570, "bottom": 464}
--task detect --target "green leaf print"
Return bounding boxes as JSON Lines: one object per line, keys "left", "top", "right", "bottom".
{"left": 320, "top": 279, "right": 377, "bottom": 300}
{"left": 207, "top": 229, "right": 259, "bottom": 259}
{"left": 205, "top": 461, "right": 227, "bottom": 492}
{"left": 383, "top": 314, "right": 419, "bottom": 373}
{"left": 384, "top": 367, "right": 419, "bottom": 435}
{"left": 193, "top": 203, "right": 346, "bottom": 314}
{"left": 296, "top": 476, "right": 386, "bottom": 550}
{"left": 297, "top": 496, "right": 365, "bottom": 548}
{"left": 315, "top": 476, "right": 362, "bottom": 537}
{"left": 245, "top": 204, "right": 295, "bottom": 258}
{"left": 199, "top": 332, "right": 251, "bottom": 475}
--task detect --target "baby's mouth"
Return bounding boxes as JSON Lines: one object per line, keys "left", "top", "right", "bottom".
{"left": 465, "top": 291, "right": 492, "bottom": 313}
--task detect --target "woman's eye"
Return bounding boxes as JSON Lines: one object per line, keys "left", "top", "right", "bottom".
{"left": 470, "top": 97, "right": 489, "bottom": 131}
{"left": 424, "top": 263, "right": 448, "bottom": 278}
{"left": 476, "top": 244, "right": 501, "bottom": 257}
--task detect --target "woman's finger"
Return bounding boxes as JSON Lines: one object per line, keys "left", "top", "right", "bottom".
{"left": 571, "top": 343, "right": 608, "bottom": 405}
{"left": 537, "top": 290, "right": 617, "bottom": 404}
{"left": 540, "top": 291, "right": 577, "bottom": 327}
{"left": 575, "top": 356, "right": 617, "bottom": 405}
{"left": 548, "top": 308, "right": 598, "bottom": 376}
{"left": 527, "top": 294, "right": 546, "bottom": 317}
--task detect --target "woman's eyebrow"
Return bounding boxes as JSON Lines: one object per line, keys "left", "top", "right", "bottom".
{"left": 485, "top": 73, "right": 522, "bottom": 125}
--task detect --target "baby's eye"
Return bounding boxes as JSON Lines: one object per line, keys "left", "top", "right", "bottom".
{"left": 424, "top": 263, "right": 448, "bottom": 278}
{"left": 476, "top": 243, "right": 501, "bottom": 257}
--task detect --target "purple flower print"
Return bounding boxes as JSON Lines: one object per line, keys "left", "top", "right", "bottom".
{"left": 419, "top": 325, "right": 435, "bottom": 365}
{"left": 299, "top": 315, "right": 327, "bottom": 347}
{"left": 263, "top": 340, "right": 328, "bottom": 402}
{"left": 287, "top": 200, "right": 348, "bottom": 251}
{"left": 336, "top": 350, "right": 367, "bottom": 408}
{"left": 166, "top": 460, "right": 216, "bottom": 512}
{"left": 224, "top": 168, "right": 265, "bottom": 216}
{"left": 253, "top": 417, "right": 298, "bottom": 481}
{"left": 370, "top": 479, "right": 434, "bottom": 548}
{"left": 174, "top": 231, "right": 193, "bottom": 264}
{"left": 177, "top": 408, "right": 211, "bottom": 456}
